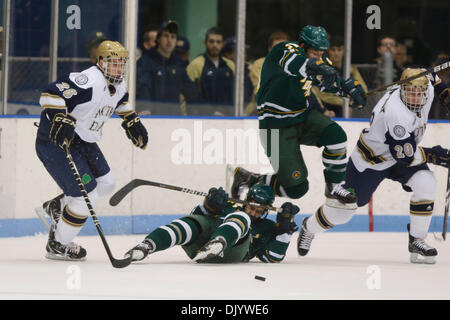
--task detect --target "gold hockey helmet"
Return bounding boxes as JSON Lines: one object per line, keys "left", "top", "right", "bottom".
{"left": 400, "top": 68, "right": 429, "bottom": 113}
{"left": 96, "top": 40, "right": 129, "bottom": 85}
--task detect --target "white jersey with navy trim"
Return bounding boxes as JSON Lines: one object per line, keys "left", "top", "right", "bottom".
{"left": 39, "top": 66, "right": 132, "bottom": 143}
{"left": 350, "top": 80, "right": 434, "bottom": 172}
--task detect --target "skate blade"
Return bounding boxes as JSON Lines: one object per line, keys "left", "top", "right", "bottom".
{"left": 45, "top": 252, "right": 87, "bottom": 262}
{"left": 409, "top": 253, "right": 436, "bottom": 264}
{"left": 35, "top": 207, "right": 51, "bottom": 231}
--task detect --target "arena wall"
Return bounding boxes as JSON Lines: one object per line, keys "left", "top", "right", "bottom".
{"left": 0, "top": 116, "right": 448, "bottom": 236}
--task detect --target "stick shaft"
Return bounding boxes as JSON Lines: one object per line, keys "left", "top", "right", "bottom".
{"left": 364, "top": 61, "right": 450, "bottom": 97}
{"left": 64, "top": 145, "right": 131, "bottom": 268}
{"left": 110, "top": 178, "right": 281, "bottom": 212}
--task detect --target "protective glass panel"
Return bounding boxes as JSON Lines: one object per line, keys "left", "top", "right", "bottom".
{"left": 57, "top": 0, "right": 123, "bottom": 78}
{"left": 5, "top": 0, "right": 51, "bottom": 115}
{"left": 135, "top": 0, "right": 238, "bottom": 116}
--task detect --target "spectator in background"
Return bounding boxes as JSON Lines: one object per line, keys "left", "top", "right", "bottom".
{"left": 187, "top": 27, "right": 235, "bottom": 110}
{"left": 142, "top": 25, "right": 158, "bottom": 52}
{"left": 309, "top": 35, "right": 368, "bottom": 117}
{"left": 137, "top": 25, "right": 158, "bottom": 60}
{"left": 135, "top": 20, "right": 200, "bottom": 115}
{"left": 394, "top": 43, "right": 408, "bottom": 71}
{"left": 85, "top": 32, "right": 108, "bottom": 64}
{"left": 175, "top": 35, "right": 191, "bottom": 66}
{"left": 245, "top": 31, "right": 291, "bottom": 115}
{"left": 373, "top": 35, "right": 402, "bottom": 86}
{"left": 221, "top": 37, "right": 253, "bottom": 106}
{"left": 430, "top": 53, "right": 450, "bottom": 119}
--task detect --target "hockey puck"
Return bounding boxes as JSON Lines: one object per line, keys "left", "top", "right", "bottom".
{"left": 254, "top": 275, "right": 266, "bottom": 281}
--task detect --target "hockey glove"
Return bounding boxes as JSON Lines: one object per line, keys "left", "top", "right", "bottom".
{"left": 204, "top": 187, "right": 229, "bottom": 215}
{"left": 305, "top": 58, "right": 339, "bottom": 92}
{"left": 423, "top": 145, "right": 450, "bottom": 168}
{"left": 121, "top": 112, "right": 148, "bottom": 149}
{"left": 342, "top": 77, "right": 367, "bottom": 109}
{"left": 276, "top": 202, "right": 300, "bottom": 235}
{"left": 49, "top": 113, "right": 76, "bottom": 150}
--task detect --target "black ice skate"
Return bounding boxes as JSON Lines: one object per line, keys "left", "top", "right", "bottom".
{"left": 124, "top": 239, "right": 155, "bottom": 262}
{"left": 193, "top": 236, "right": 227, "bottom": 262}
{"left": 46, "top": 226, "right": 87, "bottom": 261}
{"left": 35, "top": 194, "right": 64, "bottom": 230}
{"left": 230, "top": 167, "right": 261, "bottom": 199}
{"left": 407, "top": 224, "right": 437, "bottom": 264}
{"left": 297, "top": 218, "right": 315, "bottom": 256}
{"left": 325, "top": 182, "right": 357, "bottom": 209}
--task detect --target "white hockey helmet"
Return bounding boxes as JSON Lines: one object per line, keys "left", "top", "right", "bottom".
{"left": 400, "top": 68, "right": 429, "bottom": 113}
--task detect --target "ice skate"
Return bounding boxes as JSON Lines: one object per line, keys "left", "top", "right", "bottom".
{"left": 193, "top": 236, "right": 227, "bottom": 262}
{"left": 230, "top": 167, "right": 261, "bottom": 199}
{"left": 325, "top": 182, "right": 357, "bottom": 209}
{"left": 297, "top": 218, "right": 315, "bottom": 256}
{"left": 46, "top": 226, "right": 87, "bottom": 261}
{"left": 35, "top": 194, "right": 64, "bottom": 230}
{"left": 124, "top": 239, "right": 154, "bottom": 262}
{"left": 407, "top": 224, "right": 437, "bottom": 264}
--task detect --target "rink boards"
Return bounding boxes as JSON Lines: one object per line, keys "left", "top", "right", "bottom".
{"left": 0, "top": 116, "right": 449, "bottom": 237}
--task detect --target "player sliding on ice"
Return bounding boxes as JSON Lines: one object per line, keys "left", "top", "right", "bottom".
{"left": 230, "top": 25, "right": 366, "bottom": 254}
{"left": 124, "top": 184, "right": 299, "bottom": 264}
{"left": 298, "top": 67, "right": 450, "bottom": 264}
{"left": 35, "top": 41, "right": 148, "bottom": 261}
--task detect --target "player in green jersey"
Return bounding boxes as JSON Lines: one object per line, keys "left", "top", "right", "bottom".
{"left": 230, "top": 25, "right": 366, "bottom": 257}
{"left": 124, "top": 184, "right": 299, "bottom": 263}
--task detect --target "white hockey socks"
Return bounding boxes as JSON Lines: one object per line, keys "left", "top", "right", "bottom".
{"left": 306, "top": 204, "right": 356, "bottom": 234}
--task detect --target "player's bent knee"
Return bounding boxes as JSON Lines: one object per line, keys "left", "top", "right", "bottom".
{"left": 283, "top": 181, "right": 309, "bottom": 199}
{"left": 323, "top": 204, "right": 356, "bottom": 225}
{"left": 95, "top": 171, "right": 116, "bottom": 197}
{"left": 319, "top": 123, "right": 347, "bottom": 147}
{"left": 66, "top": 189, "right": 99, "bottom": 217}
{"left": 407, "top": 170, "right": 437, "bottom": 200}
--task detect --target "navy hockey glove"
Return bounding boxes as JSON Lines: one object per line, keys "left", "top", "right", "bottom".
{"left": 342, "top": 77, "right": 366, "bottom": 109}
{"left": 121, "top": 112, "right": 148, "bottom": 149}
{"left": 276, "top": 202, "right": 300, "bottom": 235}
{"left": 49, "top": 113, "right": 76, "bottom": 150}
{"left": 423, "top": 145, "right": 450, "bottom": 168}
{"left": 204, "top": 187, "right": 229, "bottom": 215}
{"left": 305, "top": 58, "right": 339, "bottom": 91}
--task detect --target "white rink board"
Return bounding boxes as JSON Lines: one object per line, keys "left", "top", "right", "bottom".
{"left": 0, "top": 117, "right": 449, "bottom": 220}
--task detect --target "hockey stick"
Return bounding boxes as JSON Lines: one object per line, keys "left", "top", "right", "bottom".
{"left": 109, "top": 178, "right": 282, "bottom": 212}
{"left": 364, "top": 60, "right": 450, "bottom": 97}
{"left": 442, "top": 168, "right": 450, "bottom": 241}
{"left": 64, "top": 144, "right": 131, "bottom": 268}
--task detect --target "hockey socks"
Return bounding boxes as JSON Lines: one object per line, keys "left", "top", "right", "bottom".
{"left": 54, "top": 206, "right": 88, "bottom": 245}
{"left": 144, "top": 217, "right": 200, "bottom": 252}
{"left": 305, "top": 204, "right": 356, "bottom": 234}
{"left": 409, "top": 200, "right": 434, "bottom": 239}
{"left": 210, "top": 212, "right": 251, "bottom": 247}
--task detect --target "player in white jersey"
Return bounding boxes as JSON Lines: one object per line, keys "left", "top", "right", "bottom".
{"left": 297, "top": 68, "right": 450, "bottom": 264}
{"left": 35, "top": 41, "right": 148, "bottom": 261}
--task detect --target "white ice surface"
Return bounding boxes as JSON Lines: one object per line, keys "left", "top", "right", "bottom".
{"left": 0, "top": 232, "right": 449, "bottom": 300}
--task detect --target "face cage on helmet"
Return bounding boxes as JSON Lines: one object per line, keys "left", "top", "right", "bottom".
{"left": 400, "top": 84, "right": 428, "bottom": 113}
{"left": 99, "top": 58, "right": 128, "bottom": 85}
{"left": 244, "top": 202, "right": 269, "bottom": 221}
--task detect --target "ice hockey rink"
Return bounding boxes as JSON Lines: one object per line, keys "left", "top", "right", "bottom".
{"left": 1, "top": 232, "right": 449, "bottom": 300}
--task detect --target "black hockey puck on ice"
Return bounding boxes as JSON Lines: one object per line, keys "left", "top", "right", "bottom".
{"left": 254, "top": 275, "right": 266, "bottom": 281}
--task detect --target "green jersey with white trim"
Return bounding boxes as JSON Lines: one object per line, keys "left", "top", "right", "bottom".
{"left": 256, "top": 41, "right": 313, "bottom": 129}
